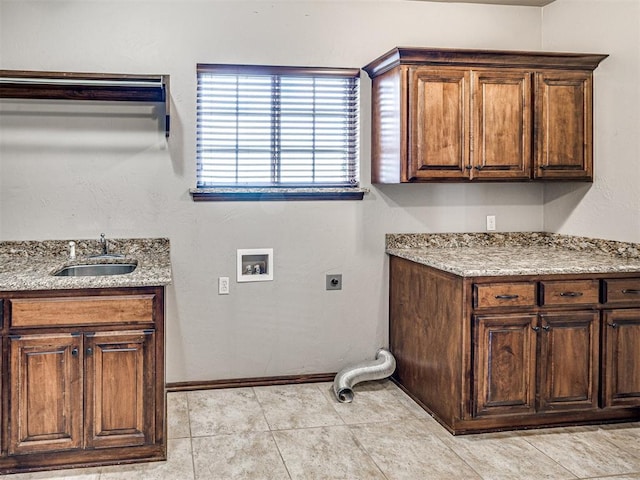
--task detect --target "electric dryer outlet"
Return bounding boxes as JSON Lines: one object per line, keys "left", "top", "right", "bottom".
{"left": 326, "top": 274, "right": 342, "bottom": 290}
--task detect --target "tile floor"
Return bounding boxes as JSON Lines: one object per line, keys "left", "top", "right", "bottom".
{"left": 6, "top": 380, "right": 640, "bottom": 479}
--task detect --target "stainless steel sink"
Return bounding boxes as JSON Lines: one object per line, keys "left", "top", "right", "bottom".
{"left": 54, "top": 263, "right": 137, "bottom": 277}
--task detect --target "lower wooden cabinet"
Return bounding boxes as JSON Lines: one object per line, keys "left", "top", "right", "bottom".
{"left": 85, "top": 330, "right": 155, "bottom": 450}
{"left": 389, "top": 256, "right": 640, "bottom": 434}
{"left": 0, "top": 287, "right": 165, "bottom": 474}
{"left": 473, "top": 313, "right": 537, "bottom": 417}
{"left": 9, "top": 333, "right": 83, "bottom": 456}
{"left": 537, "top": 311, "right": 599, "bottom": 412}
{"left": 602, "top": 309, "right": 640, "bottom": 408}
{"left": 473, "top": 310, "right": 599, "bottom": 419}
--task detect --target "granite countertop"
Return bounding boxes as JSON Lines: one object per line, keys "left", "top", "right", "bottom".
{"left": 0, "top": 238, "right": 172, "bottom": 291}
{"left": 386, "top": 232, "right": 640, "bottom": 277}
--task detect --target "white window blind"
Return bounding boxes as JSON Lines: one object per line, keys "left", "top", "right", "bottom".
{"left": 196, "top": 64, "right": 360, "bottom": 188}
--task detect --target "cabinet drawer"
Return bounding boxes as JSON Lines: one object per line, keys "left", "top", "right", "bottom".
{"left": 474, "top": 282, "right": 537, "bottom": 309}
{"left": 603, "top": 278, "right": 640, "bottom": 305}
{"left": 10, "top": 295, "right": 154, "bottom": 328}
{"left": 539, "top": 280, "right": 599, "bottom": 307}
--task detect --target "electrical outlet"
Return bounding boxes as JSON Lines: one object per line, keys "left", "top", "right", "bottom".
{"left": 486, "top": 215, "right": 496, "bottom": 231}
{"left": 218, "top": 276, "right": 230, "bottom": 295}
{"left": 326, "top": 274, "right": 342, "bottom": 291}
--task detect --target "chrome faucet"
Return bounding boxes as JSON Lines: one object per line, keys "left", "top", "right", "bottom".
{"left": 100, "top": 233, "right": 108, "bottom": 255}
{"left": 90, "top": 233, "right": 124, "bottom": 259}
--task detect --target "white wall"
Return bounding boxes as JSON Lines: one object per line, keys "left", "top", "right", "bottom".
{"left": 2, "top": 0, "right": 545, "bottom": 382}
{"left": 542, "top": 0, "right": 640, "bottom": 243}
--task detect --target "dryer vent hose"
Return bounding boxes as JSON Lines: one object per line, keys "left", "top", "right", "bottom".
{"left": 332, "top": 348, "right": 396, "bottom": 403}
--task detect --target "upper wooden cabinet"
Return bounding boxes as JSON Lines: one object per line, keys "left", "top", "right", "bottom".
{"left": 363, "top": 48, "right": 607, "bottom": 183}
{"left": 534, "top": 70, "right": 593, "bottom": 179}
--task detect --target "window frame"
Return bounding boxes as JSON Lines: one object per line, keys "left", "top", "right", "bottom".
{"left": 190, "top": 64, "right": 365, "bottom": 201}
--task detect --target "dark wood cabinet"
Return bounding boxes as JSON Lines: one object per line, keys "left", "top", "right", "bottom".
{"left": 9, "top": 333, "right": 83, "bottom": 456}
{"left": 602, "top": 309, "right": 640, "bottom": 408}
{"left": 473, "top": 310, "right": 599, "bottom": 418}
{"left": 408, "top": 67, "right": 469, "bottom": 180}
{"left": 0, "top": 287, "right": 165, "bottom": 474}
{"left": 472, "top": 70, "right": 532, "bottom": 180}
{"left": 408, "top": 67, "right": 532, "bottom": 181}
{"left": 534, "top": 70, "right": 593, "bottom": 180}
{"left": 473, "top": 313, "right": 537, "bottom": 417}
{"left": 85, "top": 330, "right": 155, "bottom": 450}
{"left": 389, "top": 256, "right": 640, "bottom": 434}
{"left": 363, "top": 47, "right": 607, "bottom": 183}
{"left": 536, "top": 311, "right": 599, "bottom": 412}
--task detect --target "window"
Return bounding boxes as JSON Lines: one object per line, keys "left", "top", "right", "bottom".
{"left": 192, "top": 64, "right": 364, "bottom": 201}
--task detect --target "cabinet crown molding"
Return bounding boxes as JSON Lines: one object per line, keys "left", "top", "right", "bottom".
{"left": 363, "top": 47, "right": 608, "bottom": 78}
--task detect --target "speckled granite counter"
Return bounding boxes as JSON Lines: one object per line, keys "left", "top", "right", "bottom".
{"left": 386, "top": 232, "right": 640, "bottom": 277}
{"left": 0, "top": 238, "right": 172, "bottom": 291}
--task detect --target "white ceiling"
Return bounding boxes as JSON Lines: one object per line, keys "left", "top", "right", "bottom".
{"left": 416, "top": 0, "right": 555, "bottom": 6}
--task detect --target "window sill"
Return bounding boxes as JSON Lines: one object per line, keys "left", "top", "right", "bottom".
{"left": 190, "top": 187, "right": 369, "bottom": 202}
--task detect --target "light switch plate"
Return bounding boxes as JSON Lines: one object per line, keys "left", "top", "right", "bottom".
{"left": 486, "top": 215, "right": 496, "bottom": 231}
{"left": 218, "top": 276, "right": 230, "bottom": 295}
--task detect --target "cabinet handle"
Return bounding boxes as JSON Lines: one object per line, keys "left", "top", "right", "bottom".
{"left": 531, "top": 326, "right": 540, "bottom": 332}
{"left": 475, "top": 165, "right": 484, "bottom": 171}
{"left": 560, "top": 291, "right": 583, "bottom": 297}
{"left": 465, "top": 165, "right": 473, "bottom": 170}
{"left": 71, "top": 348, "right": 79, "bottom": 357}
{"left": 622, "top": 289, "right": 640, "bottom": 295}
{"left": 495, "top": 294, "right": 519, "bottom": 300}
{"left": 608, "top": 322, "right": 618, "bottom": 328}
{"left": 86, "top": 347, "right": 93, "bottom": 356}
{"left": 542, "top": 325, "right": 550, "bottom": 331}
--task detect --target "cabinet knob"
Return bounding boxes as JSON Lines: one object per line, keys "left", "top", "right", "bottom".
{"left": 531, "top": 326, "right": 540, "bottom": 332}
{"left": 86, "top": 347, "right": 93, "bottom": 356}
{"left": 542, "top": 325, "right": 550, "bottom": 331}
{"left": 71, "top": 348, "right": 79, "bottom": 357}
{"left": 608, "top": 322, "right": 618, "bottom": 328}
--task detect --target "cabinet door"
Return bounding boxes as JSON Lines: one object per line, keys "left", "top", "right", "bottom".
{"left": 85, "top": 330, "right": 155, "bottom": 449}
{"left": 537, "top": 311, "right": 599, "bottom": 412}
{"left": 408, "top": 67, "right": 470, "bottom": 180}
{"left": 602, "top": 309, "right": 640, "bottom": 407}
{"left": 471, "top": 70, "right": 532, "bottom": 180}
{"left": 473, "top": 314, "right": 537, "bottom": 417}
{"left": 534, "top": 70, "right": 593, "bottom": 180}
{"left": 9, "top": 334, "right": 82, "bottom": 455}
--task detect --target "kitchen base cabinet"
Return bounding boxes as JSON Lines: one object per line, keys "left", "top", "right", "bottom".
{"left": 389, "top": 256, "right": 640, "bottom": 434}
{"left": 0, "top": 287, "right": 165, "bottom": 474}
{"left": 9, "top": 333, "right": 83, "bottom": 456}
{"left": 473, "top": 313, "right": 537, "bottom": 417}
{"left": 602, "top": 309, "right": 640, "bottom": 408}
{"left": 537, "top": 311, "right": 599, "bottom": 413}
{"left": 86, "top": 330, "right": 155, "bottom": 450}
